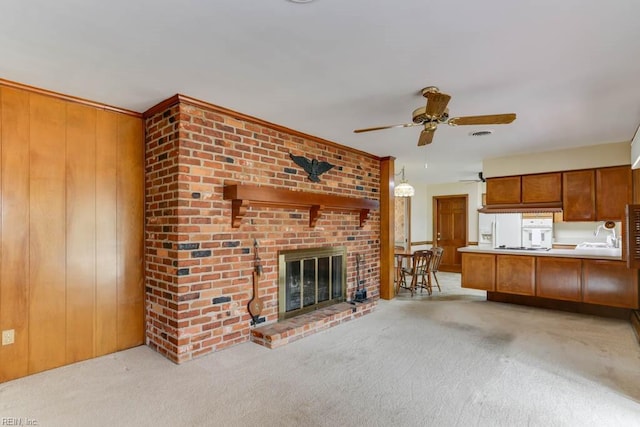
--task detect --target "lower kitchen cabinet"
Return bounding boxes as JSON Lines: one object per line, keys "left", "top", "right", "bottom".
{"left": 497, "top": 255, "right": 535, "bottom": 296}
{"left": 536, "top": 257, "right": 582, "bottom": 302}
{"left": 461, "top": 253, "right": 495, "bottom": 291}
{"left": 460, "top": 250, "right": 640, "bottom": 310}
{"left": 583, "top": 260, "right": 639, "bottom": 308}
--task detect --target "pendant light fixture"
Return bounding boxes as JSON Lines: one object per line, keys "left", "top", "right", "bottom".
{"left": 394, "top": 166, "right": 415, "bottom": 198}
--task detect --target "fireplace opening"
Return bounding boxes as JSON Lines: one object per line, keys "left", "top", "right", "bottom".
{"left": 278, "top": 246, "right": 347, "bottom": 320}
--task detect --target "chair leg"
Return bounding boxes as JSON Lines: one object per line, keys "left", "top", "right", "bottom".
{"left": 432, "top": 272, "right": 441, "bottom": 292}
{"left": 425, "top": 272, "right": 432, "bottom": 295}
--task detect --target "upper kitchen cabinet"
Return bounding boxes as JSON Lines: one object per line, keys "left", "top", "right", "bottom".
{"left": 485, "top": 166, "right": 630, "bottom": 219}
{"left": 562, "top": 169, "right": 596, "bottom": 221}
{"left": 595, "top": 166, "right": 632, "bottom": 221}
{"left": 485, "top": 172, "right": 562, "bottom": 208}
{"left": 521, "top": 172, "right": 562, "bottom": 204}
{"left": 562, "top": 166, "right": 631, "bottom": 221}
{"left": 485, "top": 176, "right": 521, "bottom": 205}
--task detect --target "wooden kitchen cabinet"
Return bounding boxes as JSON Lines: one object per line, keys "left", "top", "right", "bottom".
{"left": 595, "top": 166, "right": 632, "bottom": 221}
{"left": 461, "top": 253, "right": 495, "bottom": 291}
{"left": 562, "top": 169, "right": 596, "bottom": 221}
{"left": 496, "top": 255, "right": 536, "bottom": 296}
{"left": 536, "top": 257, "right": 582, "bottom": 302}
{"left": 485, "top": 176, "right": 521, "bottom": 205}
{"left": 522, "top": 172, "right": 562, "bottom": 204}
{"left": 583, "top": 260, "right": 639, "bottom": 308}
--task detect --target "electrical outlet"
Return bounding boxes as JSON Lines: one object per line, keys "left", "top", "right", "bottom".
{"left": 2, "top": 329, "right": 15, "bottom": 345}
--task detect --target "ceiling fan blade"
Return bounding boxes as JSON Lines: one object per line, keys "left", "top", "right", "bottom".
{"left": 417, "top": 128, "right": 435, "bottom": 146}
{"left": 353, "top": 122, "right": 418, "bottom": 133}
{"left": 448, "top": 113, "right": 516, "bottom": 126}
{"left": 424, "top": 91, "right": 451, "bottom": 118}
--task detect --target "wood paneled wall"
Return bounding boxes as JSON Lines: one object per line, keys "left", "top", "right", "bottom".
{"left": 0, "top": 85, "right": 145, "bottom": 382}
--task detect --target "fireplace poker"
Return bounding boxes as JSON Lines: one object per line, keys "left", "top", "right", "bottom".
{"left": 354, "top": 253, "right": 367, "bottom": 302}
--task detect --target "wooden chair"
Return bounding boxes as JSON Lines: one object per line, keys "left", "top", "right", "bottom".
{"left": 429, "top": 246, "right": 444, "bottom": 294}
{"left": 398, "top": 249, "right": 433, "bottom": 296}
{"left": 394, "top": 245, "right": 407, "bottom": 293}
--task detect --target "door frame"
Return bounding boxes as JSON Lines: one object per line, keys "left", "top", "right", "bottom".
{"left": 432, "top": 194, "right": 468, "bottom": 271}
{"left": 394, "top": 196, "right": 411, "bottom": 250}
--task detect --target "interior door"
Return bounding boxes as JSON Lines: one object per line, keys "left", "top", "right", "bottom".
{"left": 434, "top": 195, "right": 468, "bottom": 273}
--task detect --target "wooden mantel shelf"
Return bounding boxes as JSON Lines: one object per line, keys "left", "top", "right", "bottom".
{"left": 223, "top": 183, "right": 379, "bottom": 228}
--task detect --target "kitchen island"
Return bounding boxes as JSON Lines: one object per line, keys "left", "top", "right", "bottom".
{"left": 458, "top": 246, "right": 639, "bottom": 314}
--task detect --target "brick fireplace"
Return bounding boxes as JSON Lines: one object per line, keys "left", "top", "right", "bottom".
{"left": 144, "top": 95, "right": 381, "bottom": 363}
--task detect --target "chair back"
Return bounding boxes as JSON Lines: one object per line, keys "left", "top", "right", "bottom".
{"left": 430, "top": 246, "right": 444, "bottom": 272}
{"left": 411, "top": 250, "right": 433, "bottom": 275}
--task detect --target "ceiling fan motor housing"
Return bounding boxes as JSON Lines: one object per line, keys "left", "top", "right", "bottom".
{"left": 412, "top": 106, "right": 445, "bottom": 124}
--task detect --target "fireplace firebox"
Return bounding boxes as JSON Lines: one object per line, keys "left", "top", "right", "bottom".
{"left": 278, "top": 246, "right": 347, "bottom": 320}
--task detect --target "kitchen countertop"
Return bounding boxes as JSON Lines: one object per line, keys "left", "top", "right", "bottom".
{"left": 458, "top": 246, "right": 623, "bottom": 261}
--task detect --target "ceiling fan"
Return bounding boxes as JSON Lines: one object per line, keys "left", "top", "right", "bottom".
{"left": 353, "top": 86, "right": 516, "bottom": 146}
{"left": 459, "top": 172, "right": 486, "bottom": 183}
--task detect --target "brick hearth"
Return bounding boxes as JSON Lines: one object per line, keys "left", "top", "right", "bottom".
{"left": 250, "top": 300, "right": 377, "bottom": 349}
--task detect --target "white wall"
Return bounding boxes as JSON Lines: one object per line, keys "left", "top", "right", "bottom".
{"left": 483, "top": 141, "right": 630, "bottom": 178}
{"left": 409, "top": 182, "right": 428, "bottom": 249}
{"left": 554, "top": 221, "right": 622, "bottom": 246}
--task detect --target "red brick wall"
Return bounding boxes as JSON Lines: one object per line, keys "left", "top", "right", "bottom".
{"left": 145, "top": 105, "right": 182, "bottom": 361}
{"left": 144, "top": 96, "right": 381, "bottom": 363}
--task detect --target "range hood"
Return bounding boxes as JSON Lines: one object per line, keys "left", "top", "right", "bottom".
{"left": 478, "top": 203, "right": 563, "bottom": 214}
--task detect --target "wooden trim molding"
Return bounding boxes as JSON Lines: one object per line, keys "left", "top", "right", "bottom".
{"left": 0, "top": 78, "right": 142, "bottom": 117}
{"left": 478, "top": 203, "right": 563, "bottom": 213}
{"left": 144, "top": 94, "right": 381, "bottom": 161}
{"left": 412, "top": 241, "right": 477, "bottom": 247}
{"left": 487, "top": 292, "right": 633, "bottom": 320}
{"left": 222, "top": 183, "right": 379, "bottom": 228}
{"left": 632, "top": 310, "right": 640, "bottom": 345}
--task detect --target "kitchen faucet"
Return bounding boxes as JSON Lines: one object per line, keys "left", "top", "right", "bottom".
{"left": 594, "top": 222, "right": 618, "bottom": 247}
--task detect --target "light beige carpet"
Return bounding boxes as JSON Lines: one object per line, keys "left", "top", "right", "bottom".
{"left": 1, "top": 273, "right": 639, "bottom": 426}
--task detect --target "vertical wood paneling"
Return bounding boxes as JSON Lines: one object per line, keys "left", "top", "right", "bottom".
{"left": 116, "top": 115, "right": 144, "bottom": 349}
{"left": 65, "top": 103, "right": 96, "bottom": 363}
{"left": 95, "top": 110, "right": 118, "bottom": 356}
{"left": 0, "top": 83, "right": 144, "bottom": 382}
{"left": 29, "top": 94, "right": 67, "bottom": 373}
{"left": 0, "top": 88, "right": 30, "bottom": 381}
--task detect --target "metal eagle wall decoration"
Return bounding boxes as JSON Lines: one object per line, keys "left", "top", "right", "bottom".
{"left": 289, "top": 153, "right": 335, "bottom": 182}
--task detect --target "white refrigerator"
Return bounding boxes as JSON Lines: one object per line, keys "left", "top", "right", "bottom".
{"left": 478, "top": 213, "right": 523, "bottom": 248}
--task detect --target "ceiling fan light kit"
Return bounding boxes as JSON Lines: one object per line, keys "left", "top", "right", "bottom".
{"left": 354, "top": 86, "right": 516, "bottom": 146}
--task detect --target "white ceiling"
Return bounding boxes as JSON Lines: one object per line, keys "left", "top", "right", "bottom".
{"left": 2, "top": 0, "right": 640, "bottom": 184}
